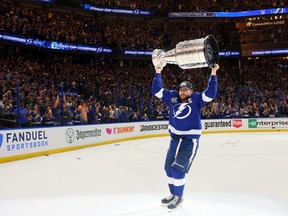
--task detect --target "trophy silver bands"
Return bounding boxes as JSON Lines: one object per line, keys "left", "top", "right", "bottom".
{"left": 152, "top": 35, "right": 219, "bottom": 69}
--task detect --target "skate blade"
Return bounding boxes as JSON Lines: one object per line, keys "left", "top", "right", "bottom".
{"left": 161, "top": 203, "right": 170, "bottom": 207}
{"left": 167, "top": 202, "right": 183, "bottom": 212}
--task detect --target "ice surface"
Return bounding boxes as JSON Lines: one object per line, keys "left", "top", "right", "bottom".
{"left": 0, "top": 132, "right": 288, "bottom": 216}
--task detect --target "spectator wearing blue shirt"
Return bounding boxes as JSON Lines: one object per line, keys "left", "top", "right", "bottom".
{"left": 13, "top": 99, "right": 30, "bottom": 127}
{"left": 30, "top": 104, "right": 43, "bottom": 126}
{"left": 42, "top": 106, "right": 55, "bottom": 126}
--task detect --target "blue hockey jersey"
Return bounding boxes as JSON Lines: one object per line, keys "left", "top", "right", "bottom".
{"left": 152, "top": 73, "right": 217, "bottom": 139}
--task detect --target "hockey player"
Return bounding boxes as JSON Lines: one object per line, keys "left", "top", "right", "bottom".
{"left": 152, "top": 64, "right": 219, "bottom": 211}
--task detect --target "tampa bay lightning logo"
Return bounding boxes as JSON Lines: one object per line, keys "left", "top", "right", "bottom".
{"left": 0, "top": 133, "right": 3, "bottom": 148}
{"left": 225, "top": 51, "right": 231, "bottom": 57}
{"left": 173, "top": 103, "right": 192, "bottom": 119}
{"left": 84, "top": 4, "right": 91, "bottom": 10}
{"left": 26, "top": 39, "right": 33, "bottom": 44}
{"left": 274, "top": 8, "right": 284, "bottom": 14}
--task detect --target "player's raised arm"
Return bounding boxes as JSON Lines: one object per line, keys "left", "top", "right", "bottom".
{"left": 152, "top": 66, "right": 164, "bottom": 98}
{"left": 211, "top": 64, "right": 219, "bottom": 76}
{"left": 200, "top": 64, "right": 219, "bottom": 106}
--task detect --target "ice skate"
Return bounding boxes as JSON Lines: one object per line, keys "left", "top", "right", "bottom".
{"left": 167, "top": 196, "right": 183, "bottom": 212}
{"left": 161, "top": 195, "right": 175, "bottom": 206}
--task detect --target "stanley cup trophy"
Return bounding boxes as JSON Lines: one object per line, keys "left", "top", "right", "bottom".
{"left": 152, "top": 35, "right": 219, "bottom": 69}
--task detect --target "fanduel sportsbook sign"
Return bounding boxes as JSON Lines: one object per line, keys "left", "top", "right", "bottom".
{"left": 0, "top": 130, "right": 49, "bottom": 153}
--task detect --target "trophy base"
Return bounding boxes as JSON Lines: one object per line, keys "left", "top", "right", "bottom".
{"left": 204, "top": 35, "right": 219, "bottom": 68}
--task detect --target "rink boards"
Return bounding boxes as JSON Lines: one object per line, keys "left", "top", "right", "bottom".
{"left": 0, "top": 118, "right": 288, "bottom": 163}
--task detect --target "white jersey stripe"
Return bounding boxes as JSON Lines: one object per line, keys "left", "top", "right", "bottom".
{"left": 173, "top": 178, "right": 186, "bottom": 187}
{"left": 167, "top": 177, "right": 174, "bottom": 184}
{"left": 154, "top": 88, "right": 164, "bottom": 98}
{"left": 189, "top": 139, "right": 199, "bottom": 164}
{"left": 174, "top": 138, "right": 181, "bottom": 159}
{"left": 167, "top": 177, "right": 186, "bottom": 186}
{"left": 168, "top": 125, "right": 202, "bottom": 135}
{"left": 202, "top": 92, "right": 213, "bottom": 102}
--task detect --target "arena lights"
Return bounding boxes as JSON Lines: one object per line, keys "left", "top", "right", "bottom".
{"left": 123, "top": 50, "right": 153, "bottom": 56}
{"left": 169, "top": 7, "right": 288, "bottom": 18}
{"left": 219, "top": 51, "right": 240, "bottom": 57}
{"left": 81, "top": 4, "right": 153, "bottom": 16}
{"left": 251, "top": 49, "right": 288, "bottom": 56}
{"left": 33, "top": 0, "right": 55, "bottom": 3}
{"left": 123, "top": 49, "right": 240, "bottom": 57}
{"left": 3, "top": 32, "right": 287, "bottom": 58}
{"left": 0, "top": 33, "right": 112, "bottom": 54}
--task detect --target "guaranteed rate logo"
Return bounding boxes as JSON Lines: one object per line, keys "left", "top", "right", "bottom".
{"left": 204, "top": 120, "right": 232, "bottom": 130}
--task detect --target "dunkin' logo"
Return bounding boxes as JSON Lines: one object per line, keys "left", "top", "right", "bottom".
{"left": 106, "top": 126, "right": 135, "bottom": 135}
{"left": 233, "top": 120, "right": 243, "bottom": 128}
{"left": 106, "top": 128, "right": 113, "bottom": 135}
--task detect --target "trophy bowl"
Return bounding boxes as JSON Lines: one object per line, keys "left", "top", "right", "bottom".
{"left": 152, "top": 35, "right": 219, "bottom": 69}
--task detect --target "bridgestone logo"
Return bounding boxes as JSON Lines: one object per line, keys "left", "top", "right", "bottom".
{"left": 140, "top": 124, "right": 169, "bottom": 132}
{"left": 76, "top": 129, "right": 101, "bottom": 140}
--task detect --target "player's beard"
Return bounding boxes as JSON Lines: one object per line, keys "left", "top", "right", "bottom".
{"left": 179, "top": 94, "right": 190, "bottom": 102}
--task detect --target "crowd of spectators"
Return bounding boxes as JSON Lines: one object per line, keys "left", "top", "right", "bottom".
{"left": 0, "top": 46, "right": 156, "bottom": 127}
{"left": 240, "top": 25, "right": 288, "bottom": 45}
{"left": 2, "top": 1, "right": 288, "bottom": 50}
{"left": 202, "top": 58, "right": 288, "bottom": 119}
{"left": 0, "top": 1, "right": 224, "bottom": 49}
{"left": 1, "top": 45, "right": 288, "bottom": 128}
